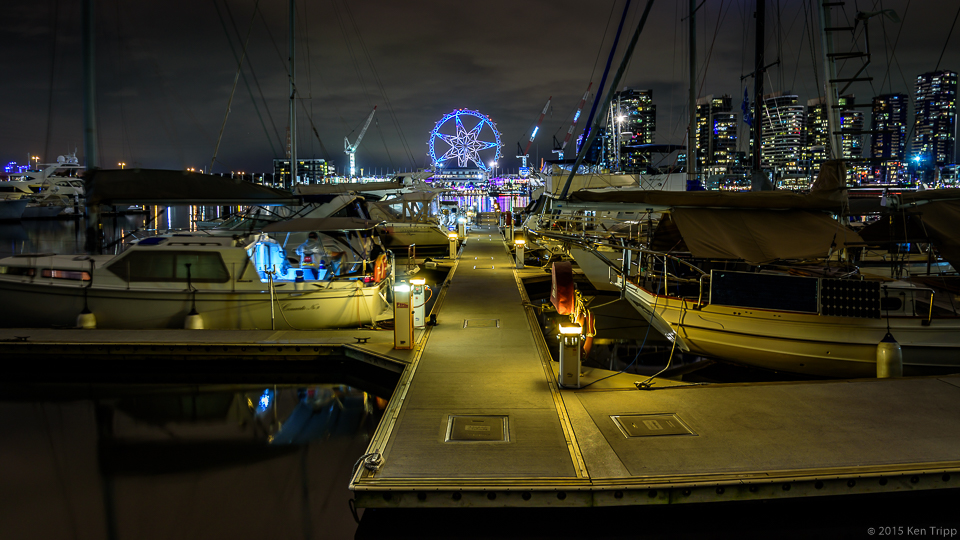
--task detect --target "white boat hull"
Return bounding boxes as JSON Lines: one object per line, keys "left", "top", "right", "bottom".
{"left": 0, "top": 279, "right": 390, "bottom": 330}
{"left": 0, "top": 199, "right": 29, "bottom": 221}
{"left": 621, "top": 277, "right": 960, "bottom": 378}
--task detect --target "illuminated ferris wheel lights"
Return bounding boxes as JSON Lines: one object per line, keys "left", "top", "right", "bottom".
{"left": 429, "top": 108, "right": 502, "bottom": 171}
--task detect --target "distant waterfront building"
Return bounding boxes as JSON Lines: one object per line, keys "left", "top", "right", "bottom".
{"left": 804, "top": 97, "right": 830, "bottom": 173}
{"left": 695, "top": 94, "right": 738, "bottom": 177}
{"left": 803, "top": 95, "right": 864, "bottom": 182}
{"left": 273, "top": 158, "right": 331, "bottom": 187}
{"left": 870, "top": 93, "right": 909, "bottom": 184}
{"left": 760, "top": 92, "right": 805, "bottom": 175}
{"left": 912, "top": 70, "right": 958, "bottom": 183}
{"left": 608, "top": 88, "right": 656, "bottom": 172}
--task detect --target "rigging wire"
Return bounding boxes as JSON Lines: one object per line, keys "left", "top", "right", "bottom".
{"left": 553, "top": 2, "right": 616, "bottom": 141}
{"left": 220, "top": 1, "right": 282, "bottom": 159}
{"left": 43, "top": 0, "right": 61, "bottom": 164}
{"left": 209, "top": 0, "right": 260, "bottom": 172}
{"left": 113, "top": 0, "right": 132, "bottom": 167}
{"left": 878, "top": 0, "right": 911, "bottom": 94}
{"left": 342, "top": 0, "right": 418, "bottom": 169}
{"left": 934, "top": 4, "right": 960, "bottom": 73}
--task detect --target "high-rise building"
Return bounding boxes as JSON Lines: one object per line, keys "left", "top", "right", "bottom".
{"left": 804, "top": 97, "right": 830, "bottom": 173}
{"left": 695, "top": 95, "right": 738, "bottom": 177}
{"left": 804, "top": 95, "right": 863, "bottom": 179}
{"left": 912, "top": 70, "right": 957, "bottom": 182}
{"left": 760, "top": 92, "right": 805, "bottom": 174}
{"left": 608, "top": 88, "right": 656, "bottom": 172}
{"left": 870, "top": 93, "right": 909, "bottom": 184}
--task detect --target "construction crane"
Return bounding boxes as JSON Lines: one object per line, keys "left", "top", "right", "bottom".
{"left": 552, "top": 83, "right": 592, "bottom": 159}
{"left": 344, "top": 106, "right": 377, "bottom": 178}
{"left": 516, "top": 97, "right": 551, "bottom": 172}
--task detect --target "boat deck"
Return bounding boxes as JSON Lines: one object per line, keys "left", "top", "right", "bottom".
{"left": 350, "top": 225, "right": 960, "bottom": 508}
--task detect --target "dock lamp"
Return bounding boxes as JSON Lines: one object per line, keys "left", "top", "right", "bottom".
{"left": 457, "top": 216, "right": 467, "bottom": 239}
{"left": 557, "top": 322, "right": 583, "bottom": 388}
{"left": 393, "top": 280, "right": 414, "bottom": 350}
{"left": 448, "top": 232, "right": 459, "bottom": 259}
{"left": 411, "top": 278, "right": 427, "bottom": 328}
{"left": 514, "top": 237, "right": 526, "bottom": 269}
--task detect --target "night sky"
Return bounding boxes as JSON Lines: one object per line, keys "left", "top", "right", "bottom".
{"left": 1, "top": 0, "right": 956, "bottom": 176}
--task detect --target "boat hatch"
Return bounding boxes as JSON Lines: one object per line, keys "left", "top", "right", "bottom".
{"left": 107, "top": 251, "right": 230, "bottom": 283}
{"left": 444, "top": 415, "right": 509, "bottom": 442}
{"left": 612, "top": 414, "right": 696, "bottom": 438}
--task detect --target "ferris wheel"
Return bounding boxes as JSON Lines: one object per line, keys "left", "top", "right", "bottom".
{"left": 428, "top": 109, "right": 502, "bottom": 171}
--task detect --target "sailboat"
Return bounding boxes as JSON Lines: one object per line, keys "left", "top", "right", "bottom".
{"left": 555, "top": 160, "right": 960, "bottom": 378}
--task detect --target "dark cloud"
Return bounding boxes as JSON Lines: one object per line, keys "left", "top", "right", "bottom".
{"left": 1, "top": 0, "right": 956, "bottom": 175}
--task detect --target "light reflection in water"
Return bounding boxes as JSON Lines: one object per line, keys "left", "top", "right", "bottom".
{"left": 0, "top": 194, "right": 529, "bottom": 258}
{"left": 1, "top": 383, "right": 385, "bottom": 538}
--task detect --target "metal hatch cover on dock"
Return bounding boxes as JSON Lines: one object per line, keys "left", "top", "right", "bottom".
{"left": 351, "top": 226, "right": 960, "bottom": 509}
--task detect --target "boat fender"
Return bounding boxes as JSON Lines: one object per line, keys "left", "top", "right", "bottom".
{"left": 77, "top": 308, "right": 97, "bottom": 330}
{"left": 185, "top": 309, "right": 204, "bottom": 330}
{"left": 876, "top": 332, "right": 902, "bottom": 378}
{"left": 551, "top": 261, "right": 575, "bottom": 315}
{"left": 373, "top": 254, "right": 388, "bottom": 282}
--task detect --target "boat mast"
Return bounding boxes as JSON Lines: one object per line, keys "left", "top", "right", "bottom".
{"left": 288, "top": 0, "right": 297, "bottom": 188}
{"left": 559, "top": 0, "right": 655, "bottom": 200}
{"left": 817, "top": 2, "right": 842, "bottom": 160}
{"left": 752, "top": 0, "right": 764, "bottom": 173}
{"left": 687, "top": 0, "right": 697, "bottom": 188}
{"left": 82, "top": 0, "right": 101, "bottom": 254}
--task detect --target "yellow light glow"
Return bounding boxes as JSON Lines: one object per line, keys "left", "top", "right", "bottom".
{"left": 448, "top": 233, "right": 458, "bottom": 239}
{"left": 514, "top": 238, "right": 526, "bottom": 246}
{"left": 558, "top": 322, "right": 582, "bottom": 335}
{"left": 410, "top": 278, "right": 426, "bottom": 285}
{"left": 394, "top": 284, "right": 410, "bottom": 293}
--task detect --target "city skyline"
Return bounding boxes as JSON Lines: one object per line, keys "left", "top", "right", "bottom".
{"left": 0, "top": 0, "right": 957, "bottom": 176}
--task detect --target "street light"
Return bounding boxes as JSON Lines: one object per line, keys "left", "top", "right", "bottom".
{"left": 118, "top": 162, "right": 126, "bottom": 169}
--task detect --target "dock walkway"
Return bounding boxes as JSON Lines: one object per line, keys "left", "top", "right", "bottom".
{"left": 351, "top": 225, "right": 960, "bottom": 508}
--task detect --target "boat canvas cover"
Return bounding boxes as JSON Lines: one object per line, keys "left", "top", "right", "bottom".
{"left": 293, "top": 181, "right": 404, "bottom": 196}
{"left": 663, "top": 208, "right": 864, "bottom": 265}
{"left": 569, "top": 189, "right": 845, "bottom": 211}
{"left": 568, "top": 159, "right": 849, "bottom": 212}
{"left": 86, "top": 169, "right": 298, "bottom": 206}
{"left": 902, "top": 196, "right": 960, "bottom": 271}
{"left": 262, "top": 217, "right": 382, "bottom": 232}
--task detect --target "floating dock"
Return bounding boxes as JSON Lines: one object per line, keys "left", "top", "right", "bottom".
{"left": 349, "top": 225, "right": 960, "bottom": 510}
{"left": 3, "top": 225, "right": 959, "bottom": 519}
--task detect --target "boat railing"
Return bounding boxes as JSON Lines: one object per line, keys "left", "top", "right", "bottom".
{"left": 531, "top": 228, "right": 710, "bottom": 307}
{"left": 535, "top": 212, "right": 651, "bottom": 242}
{"left": 881, "top": 284, "right": 938, "bottom": 324}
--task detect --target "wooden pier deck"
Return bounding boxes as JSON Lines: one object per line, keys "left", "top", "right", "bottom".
{"left": 350, "top": 225, "right": 960, "bottom": 509}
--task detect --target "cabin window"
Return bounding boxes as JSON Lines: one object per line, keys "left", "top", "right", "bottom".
{"left": 107, "top": 251, "right": 230, "bottom": 283}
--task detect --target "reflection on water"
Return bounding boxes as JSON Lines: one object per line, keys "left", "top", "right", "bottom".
{"left": 1, "top": 384, "right": 384, "bottom": 539}
{"left": 0, "top": 195, "right": 528, "bottom": 258}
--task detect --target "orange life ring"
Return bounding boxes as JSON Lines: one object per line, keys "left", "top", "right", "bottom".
{"left": 373, "top": 254, "right": 388, "bottom": 282}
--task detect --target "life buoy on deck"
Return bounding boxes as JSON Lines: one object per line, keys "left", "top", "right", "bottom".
{"left": 373, "top": 254, "right": 388, "bottom": 282}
